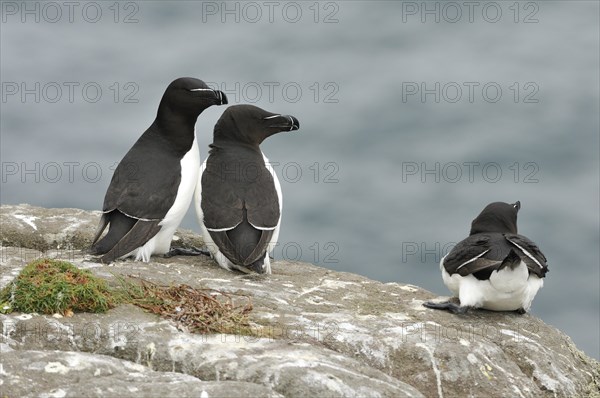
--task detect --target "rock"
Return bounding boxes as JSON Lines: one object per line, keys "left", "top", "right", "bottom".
{"left": 1, "top": 205, "right": 599, "bottom": 398}
{"left": 1, "top": 306, "right": 420, "bottom": 398}
{"left": 0, "top": 203, "right": 204, "bottom": 253}
{"left": 1, "top": 347, "right": 282, "bottom": 398}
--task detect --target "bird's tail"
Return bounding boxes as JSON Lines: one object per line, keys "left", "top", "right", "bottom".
{"left": 498, "top": 250, "right": 522, "bottom": 271}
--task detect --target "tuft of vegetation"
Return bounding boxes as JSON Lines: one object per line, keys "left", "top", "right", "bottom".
{"left": 0, "top": 258, "right": 256, "bottom": 336}
{"left": 0, "top": 258, "right": 114, "bottom": 314}
{"left": 114, "top": 275, "right": 255, "bottom": 335}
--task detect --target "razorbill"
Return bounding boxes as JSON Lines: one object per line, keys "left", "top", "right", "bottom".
{"left": 423, "top": 201, "right": 549, "bottom": 314}
{"left": 194, "top": 105, "right": 300, "bottom": 274}
{"left": 90, "top": 77, "right": 228, "bottom": 263}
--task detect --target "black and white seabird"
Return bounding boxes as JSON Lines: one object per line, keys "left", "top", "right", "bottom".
{"left": 90, "top": 77, "right": 228, "bottom": 263}
{"left": 194, "top": 104, "right": 300, "bottom": 274}
{"left": 423, "top": 201, "right": 549, "bottom": 314}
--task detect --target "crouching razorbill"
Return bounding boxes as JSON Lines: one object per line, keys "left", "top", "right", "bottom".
{"left": 90, "top": 77, "right": 228, "bottom": 263}
{"left": 423, "top": 201, "right": 549, "bottom": 314}
{"left": 194, "top": 104, "right": 300, "bottom": 274}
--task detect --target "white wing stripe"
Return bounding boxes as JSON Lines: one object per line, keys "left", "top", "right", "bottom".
{"left": 507, "top": 239, "right": 543, "bottom": 269}
{"left": 118, "top": 210, "right": 159, "bottom": 222}
{"left": 249, "top": 222, "right": 277, "bottom": 231}
{"left": 206, "top": 222, "right": 241, "bottom": 232}
{"left": 455, "top": 249, "right": 490, "bottom": 271}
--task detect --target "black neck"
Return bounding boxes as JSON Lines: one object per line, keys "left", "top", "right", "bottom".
{"left": 149, "top": 107, "right": 197, "bottom": 154}
{"left": 156, "top": 104, "right": 197, "bottom": 132}
{"left": 211, "top": 139, "right": 261, "bottom": 152}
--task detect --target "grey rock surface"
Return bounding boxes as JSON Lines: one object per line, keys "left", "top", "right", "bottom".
{"left": 1, "top": 204, "right": 599, "bottom": 398}
{"left": 0, "top": 203, "right": 203, "bottom": 253}
{"left": 1, "top": 347, "right": 282, "bottom": 398}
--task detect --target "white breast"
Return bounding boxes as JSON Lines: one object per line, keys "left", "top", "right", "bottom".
{"left": 263, "top": 152, "right": 282, "bottom": 254}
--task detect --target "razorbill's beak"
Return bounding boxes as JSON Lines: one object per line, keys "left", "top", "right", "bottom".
{"left": 214, "top": 90, "right": 228, "bottom": 105}
{"left": 288, "top": 115, "right": 300, "bottom": 131}
{"left": 188, "top": 88, "right": 228, "bottom": 105}
{"left": 264, "top": 115, "right": 300, "bottom": 131}
{"left": 513, "top": 201, "right": 521, "bottom": 211}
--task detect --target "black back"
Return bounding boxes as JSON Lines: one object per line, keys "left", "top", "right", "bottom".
{"left": 443, "top": 201, "right": 548, "bottom": 279}
{"left": 201, "top": 105, "right": 299, "bottom": 266}
{"left": 202, "top": 143, "right": 280, "bottom": 230}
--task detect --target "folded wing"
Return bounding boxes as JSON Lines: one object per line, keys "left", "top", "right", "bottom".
{"left": 443, "top": 233, "right": 548, "bottom": 280}
{"left": 200, "top": 157, "right": 280, "bottom": 266}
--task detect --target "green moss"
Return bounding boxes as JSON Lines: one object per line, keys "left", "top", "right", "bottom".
{"left": 0, "top": 259, "right": 258, "bottom": 337}
{"left": 0, "top": 258, "right": 115, "bottom": 314}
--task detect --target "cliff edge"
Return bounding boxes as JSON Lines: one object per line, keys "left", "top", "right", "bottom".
{"left": 1, "top": 204, "right": 599, "bottom": 397}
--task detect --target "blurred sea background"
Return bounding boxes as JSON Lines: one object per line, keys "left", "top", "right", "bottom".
{"left": 1, "top": 1, "right": 598, "bottom": 359}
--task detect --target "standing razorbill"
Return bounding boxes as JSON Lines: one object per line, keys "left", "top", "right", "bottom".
{"left": 194, "top": 105, "right": 300, "bottom": 274}
{"left": 423, "top": 201, "right": 549, "bottom": 314}
{"left": 90, "top": 77, "right": 228, "bottom": 263}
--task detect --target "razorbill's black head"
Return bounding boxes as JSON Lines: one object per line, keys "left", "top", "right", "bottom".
{"left": 470, "top": 201, "right": 520, "bottom": 235}
{"left": 423, "top": 200, "right": 548, "bottom": 314}
{"left": 155, "top": 78, "right": 227, "bottom": 135}
{"left": 195, "top": 104, "right": 300, "bottom": 275}
{"left": 90, "top": 77, "right": 227, "bottom": 263}
{"left": 214, "top": 104, "right": 300, "bottom": 146}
